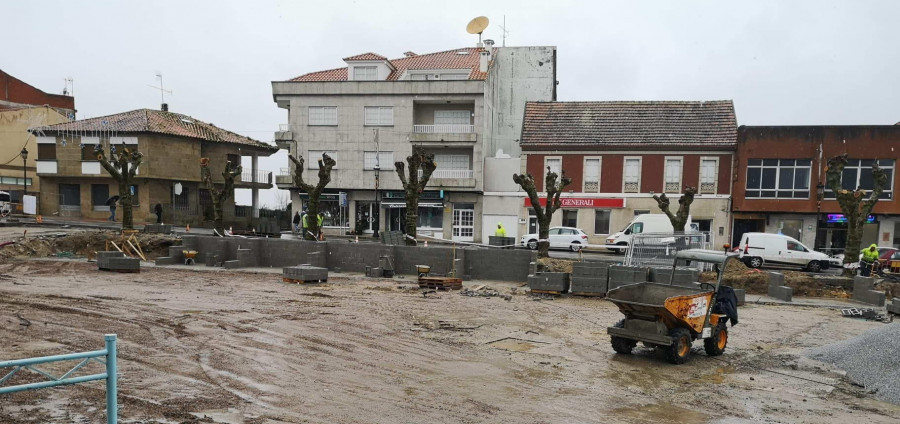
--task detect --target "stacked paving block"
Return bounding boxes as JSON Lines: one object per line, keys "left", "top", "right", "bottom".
{"left": 887, "top": 298, "right": 900, "bottom": 315}
{"left": 379, "top": 231, "right": 405, "bottom": 245}
{"left": 608, "top": 265, "right": 648, "bottom": 291}
{"left": 527, "top": 272, "right": 570, "bottom": 293}
{"left": 97, "top": 251, "right": 139, "bottom": 273}
{"left": 649, "top": 267, "right": 700, "bottom": 288}
{"left": 767, "top": 272, "right": 793, "bottom": 302}
{"left": 97, "top": 251, "right": 125, "bottom": 270}
{"left": 570, "top": 262, "right": 609, "bottom": 296}
{"left": 283, "top": 265, "right": 328, "bottom": 283}
{"left": 154, "top": 246, "right": 185, "bottom": 266}
{"left": 852, "top": 276, "right": 886, "bottom": 307}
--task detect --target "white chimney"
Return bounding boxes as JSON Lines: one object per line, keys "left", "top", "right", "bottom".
{"left": 479, "top": 50, "right": 489, "bottom": 72}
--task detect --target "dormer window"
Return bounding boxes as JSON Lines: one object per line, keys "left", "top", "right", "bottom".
{"left": 353, "top": 66, "right": 378, "bottom": 81}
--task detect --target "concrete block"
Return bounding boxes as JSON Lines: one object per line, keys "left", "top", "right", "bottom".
{"left": 850, "top": 276, "right": 885, "bottom": 306}
{"left": 609, "top": 265, "right": 647, "bottom": 288}
{"left": 107, "top": 257, "right": 140, "bottom": 271}
{"left": 204, "top": 253, "right": 219, "bottom": 267}
{"left": 488, "top": 236, "right": 516, "bottom": 246}
{"left": 529, "top": 262, "right": 537, "bottom": 276}
{"left": 887, "top": 299, "right": 900, "bottom": 315}
{"left": 570, "top": 276, "right": 608, "bottom": 295}
{"left": 733, "top": 288, "right": 746, "bottom": 306}
{"left": 853, "top": 276, "right": 876, "bottom": 292}
{"left": 572, "top": 262, "right": 609, "bottom": 278}
{"left": 283, "top": 265, "right": 328, "bottom": 282}
{"left": 528, "top": 272, "right": 570, "bottom": 292}
{"left": 223, "top": 260, "right": 242, "bottom": 269}
{"left": 236, "top": 248, "right": 256, "bottom": 268}
{"left": 768, "top": 271, "right": 785, "bottom": 287}
{"left": 97, "top": 251, "right": 125, "bottom": 270}
{"left": 378, "top": 256, "right": 395, "bottom": 271}
{"left": 366, "top": 267, "right": 384, "bottom": 278}
{"left": 769, "top": 285, "right": 793, "bottom": 302}
{"left": 154, "top": 256, "right": 178, "bottom": 266}
{"left": 649, "top": 267, "right": 700, "bottom": 285}
{"left": 144, "top": 224, "right": 173, "bottom": 234}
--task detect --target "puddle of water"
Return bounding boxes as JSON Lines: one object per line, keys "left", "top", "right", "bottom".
{"left": 690, "top": 365, "right": 735, "bottom": 384}
{"left": 611, "top": 402, "right": 710, "bottom": 424}
{"left": 488, "top": 337, "right": 548, "bottom": 352}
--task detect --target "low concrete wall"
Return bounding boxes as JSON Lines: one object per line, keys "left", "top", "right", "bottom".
{"left": 173, "top": 235, "right": 533, "bottom": 282}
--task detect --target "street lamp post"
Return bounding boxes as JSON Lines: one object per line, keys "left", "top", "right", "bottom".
{"left": 20, "top": 148, "right": 28, "bottom": 202}
{"left": 373, "top": 129, "right": 380, "bottom": 238}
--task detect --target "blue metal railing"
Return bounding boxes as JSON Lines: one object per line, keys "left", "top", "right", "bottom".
{"left": 0, "top": 334, "right": 118, "bottom": 424}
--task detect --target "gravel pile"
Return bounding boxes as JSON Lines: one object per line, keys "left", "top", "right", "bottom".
{"left": 806, "top": 323, "right": 900, "bottom": 404}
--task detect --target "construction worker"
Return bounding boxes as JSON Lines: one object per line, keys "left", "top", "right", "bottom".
{"left": 860, "top": 243, "right": 879, "bottom": 277}
{"left": 495, "top": 222, "right": 507, "bottom": 237}
{"left": 300, "top": 210, "right": 308, "bottom": 237}
{"left": 317, "top": 213, "right": 325, "bottom": 240}
{"left": 292, "top": 211, "right": 302, "bottom": 233}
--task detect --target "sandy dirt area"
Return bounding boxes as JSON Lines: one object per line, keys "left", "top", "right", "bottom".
{"left": 0, "top": 259, "right": 898, "bottom": 423}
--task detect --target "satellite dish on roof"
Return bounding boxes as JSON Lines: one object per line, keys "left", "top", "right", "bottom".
{"left": 466, "top": 16, "right": 489, "bottom": 34}
{"left": 466, "top": 16, "right": 489, "bottom": 46}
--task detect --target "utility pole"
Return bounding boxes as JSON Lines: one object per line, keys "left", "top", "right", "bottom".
{"left": 373, "top": 128, "right": 380, "bottom": 238}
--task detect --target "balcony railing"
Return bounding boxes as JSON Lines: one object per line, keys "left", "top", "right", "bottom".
{"left": 278, "top": 124, "right": 290, "bottom": 131}
{"left": 241, "top": 170, "right": 272, "bottom": 184}
{"left": 412, "top": 124, "right": 475, "bottom": 134}
{"left": 419, "top": 169, "right": 474, "bottom": 179}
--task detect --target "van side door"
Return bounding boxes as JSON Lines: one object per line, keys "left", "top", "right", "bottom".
{"left": 785, "top": 239, "right": 811, "bottom": 267}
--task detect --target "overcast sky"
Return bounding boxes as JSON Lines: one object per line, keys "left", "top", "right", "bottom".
{"left": 6, "top": 0, "right": 899, "bottom": 206}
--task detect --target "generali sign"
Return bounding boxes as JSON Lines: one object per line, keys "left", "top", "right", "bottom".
{"left": 524, "top": 198, "right": 625, "bottom": 208}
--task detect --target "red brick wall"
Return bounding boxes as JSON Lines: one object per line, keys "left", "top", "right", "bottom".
{"left": 734, "top": 126, "right": 900, "bottom": 214}
{"left": 1, "top": 70, "right": 75, "bottom": 111}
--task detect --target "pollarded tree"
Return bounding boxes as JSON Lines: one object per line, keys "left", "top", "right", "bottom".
{"left": 95, "top": 143, "right": 142, "bottom": 230}
{"left": 289, "top": 152, "right": 336, "bottom": 240}
{"left": 513, "top": 168, "right": 573, "bottom": 258}
{"left": 395, "top": 147, "right": 437, "bottom": 245}
{"left": 652, "top": 186, "right": 697, "bottom": 232}
{"left": 826, "top": 154, "right": 887, "bottom": 277}
{"left": 200, "top": 157, "right": 242, "bottom": 235}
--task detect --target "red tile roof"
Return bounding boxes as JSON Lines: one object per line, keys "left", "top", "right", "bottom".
{"left": 521, "top": 101, "right": 737, "bottom": 149}
{"left": 343, "top": 52, "right": 388, "bottom": 61}
{"left": 289, "top": 47, "right": 494, "bottom": 82}
{"left": 32, "top": 109, "right": 277, "bottom": 153}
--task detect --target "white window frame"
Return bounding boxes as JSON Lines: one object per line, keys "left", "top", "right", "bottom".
{"left": 434, "top": 154, "right": 470, "bottom": 171}
{"left": 583, "top": 156, "right": 602, "bottom": 193}
{"left": 307, "top": 150, "right": 338, "bottom": 169}
{"left": 364, "top": 151, "right": 394, "bottom": 170}
{"left": 823, "top": 158, "right": 894, "bottom": 200}
{"left": 544, "top": 156, "right": 562, "bottom": 183}
{"left": 664, "top": 156, "right": 683, "bottom": 193}
{"left": 308, "top": 106, "right": 338, "bottom": 126}
{"left": 746, "top": 159, "right": 813, "bottom": 199}
{"left": 623, "top": 156, "right": 642, "bottom": 193}
{"left": 699, "top": 157, "right": 719, "bottom": 194}
{"left": 364, "top": 106, "right": 394, "bottom": 126}
{"left": 353, "top": 66, "right": 378, "bottom": 81}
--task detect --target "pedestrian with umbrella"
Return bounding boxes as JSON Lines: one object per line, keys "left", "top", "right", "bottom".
{"left": 106, "top": 195, "right": 120, "bottom": 222}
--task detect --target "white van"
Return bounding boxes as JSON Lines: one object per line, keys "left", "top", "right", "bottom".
{"left": 0, "top": 191, "right": 11, "bottom": 217}
{"left": 737, "top": 232, "right": 831, "bottom": 272}
{"left": 605, "top": 214, "right": 687, "bottom": 253}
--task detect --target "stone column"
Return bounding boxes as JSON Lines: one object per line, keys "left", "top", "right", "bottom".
{"left": 251, "top": 153, "right": 260, "bottom": 218}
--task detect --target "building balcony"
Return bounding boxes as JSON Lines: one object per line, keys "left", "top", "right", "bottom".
{"left": 409, "top": 124, "right": 477, "bottom": 143}
{"left": 235, "top": 169, "right": 273, "bottom": 189}
{"left": 275, "top": 124, "right": 293, "bottom": 150}
{"left": 419, "top": 169, "right": 476, "bottom": 188}
{"left": 275, "top": 168, "right": 294, "bottom": 189}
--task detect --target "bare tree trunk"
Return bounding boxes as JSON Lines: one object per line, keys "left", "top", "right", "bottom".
{"left": 201, "top": 157, "right": 242, "bottom": 235}
{"left": 395, "top": 147, "right": 436, "bottom": 245}
{"left": 825, "top": 154, "right": 886, "bottom": 277}
{"left": 288, "top": 153, "right": 336, "bottom": 240}
{"left": 652, "top": 186, "right": 697, "bottom": 231}
{"left": 95, "top": 144, "right": 142, "bottom": 230}
{"left": 513, "top": 168, "right": 572, "bottom": 258}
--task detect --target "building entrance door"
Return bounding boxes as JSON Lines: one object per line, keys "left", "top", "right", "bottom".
{"left": 355, "top": 201, "right": 379, "bottom": 234}
{"left": 452, "top": 203, "right": 475, "bottom": 242}
{"left": 387, "top": 207, "right": 405, "bottom": 232}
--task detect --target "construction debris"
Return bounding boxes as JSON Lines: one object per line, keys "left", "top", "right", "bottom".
{"left": 459, "top": 286, "right": 512, "bottom": 301}
{"left": 840, "top": 308, "right": 892, "bottom": 323}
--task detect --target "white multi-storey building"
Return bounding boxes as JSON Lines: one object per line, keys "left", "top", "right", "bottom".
{"left": 272, "top": 44, "right": 556, "bottom": 242}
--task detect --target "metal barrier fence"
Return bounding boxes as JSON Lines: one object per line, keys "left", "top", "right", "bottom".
{"left": 0, "top": 334, "right": 118, "bottom": 424}
{"left": 625, "top": 232, "right": 712, "bottom": 269}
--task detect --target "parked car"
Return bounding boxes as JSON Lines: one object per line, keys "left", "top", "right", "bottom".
{"left": 737, "top": 232, "right": 831, "bottom": 272}
{"left": 605, "top": 214, "right": 695, "bottom": 253}
{"left": 521, "top": 226, "right": 589, "bottom": 252}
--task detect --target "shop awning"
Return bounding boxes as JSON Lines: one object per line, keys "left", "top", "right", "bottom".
{"left": 382, "top": 202, "right": 443, "bottom": 208}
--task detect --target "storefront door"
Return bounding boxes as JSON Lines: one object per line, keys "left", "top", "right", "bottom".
{"left": 452, "top": 203, "right": 475, "bottom": 242}
{"left": 355, "top": 201, "right": 379, "bottom": 234}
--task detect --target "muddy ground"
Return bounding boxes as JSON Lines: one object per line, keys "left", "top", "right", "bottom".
{"left": 0, "top": 259, "right": 898, "bottom": 424}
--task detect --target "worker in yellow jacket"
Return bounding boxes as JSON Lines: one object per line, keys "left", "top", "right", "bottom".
{"left": 860, "top": 244, "right": 879, "bottom": 277}
{"left": 495, "top": 222, "right": 507, "bottom": 237}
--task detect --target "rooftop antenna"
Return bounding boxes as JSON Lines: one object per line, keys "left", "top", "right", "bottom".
{"left": 499, "top": 15, "right": 510, "bottom": 47}
{"left": 62, "top": 77, "right": 74, "bottom": 96}
{"left": 147, "top": 72, "right": 173, "bottom": 111}
{"left": 466, "top": 16, "right": 490, "bottom": 47}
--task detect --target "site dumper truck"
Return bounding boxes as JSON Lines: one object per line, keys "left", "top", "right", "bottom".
{"left": 607, "top": 249, "right": 738, "bottom": 364}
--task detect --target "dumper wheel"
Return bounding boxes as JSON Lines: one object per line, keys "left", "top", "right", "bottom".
{"left": 611, "top": 319, "right": 636, "bottom": 354}
{"left": 665, "top": 328, "right": 692, "bottom": 364}
{"left": 704, "top": 323, "right": 728, "bottom": 356}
